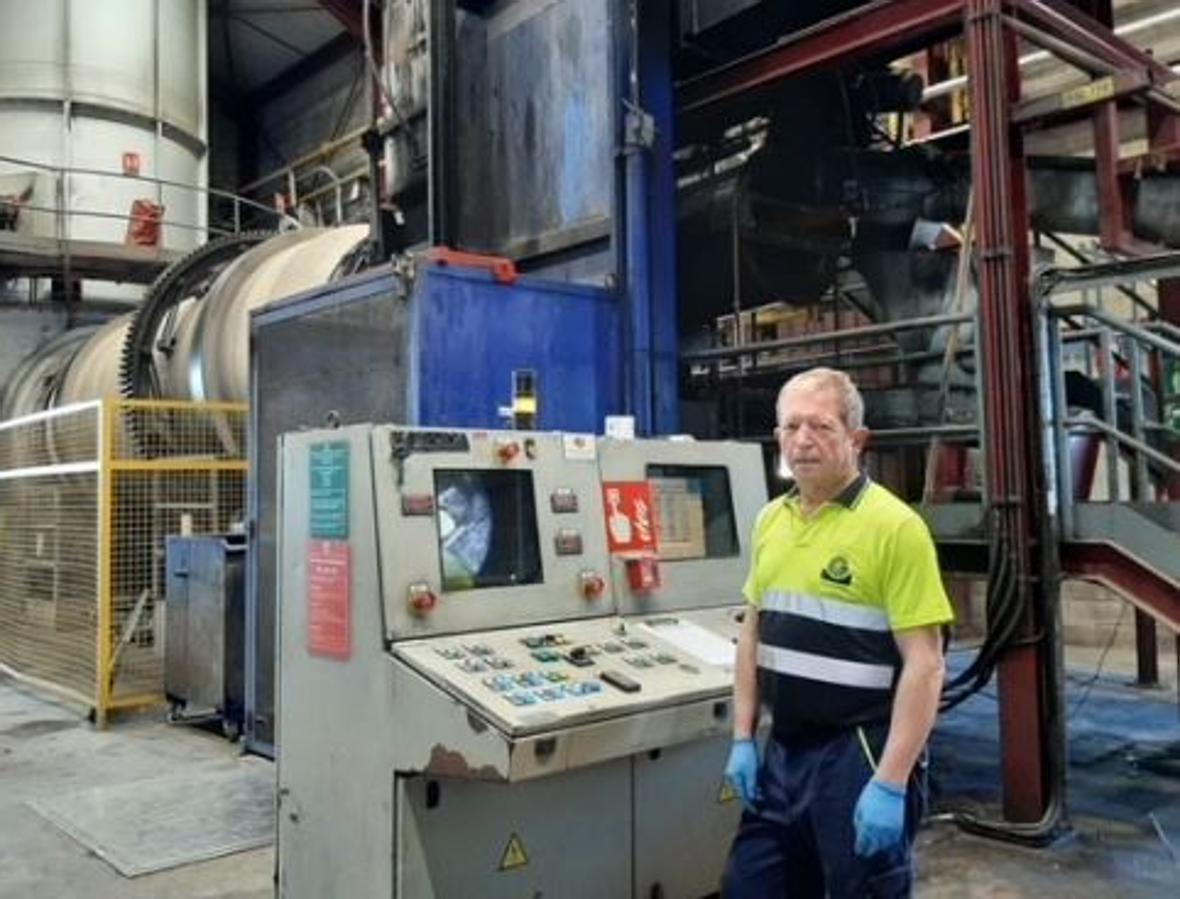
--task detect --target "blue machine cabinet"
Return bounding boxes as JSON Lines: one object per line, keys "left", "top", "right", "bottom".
{"left": 245, "top": 258, "right": 622, "bottom": 755}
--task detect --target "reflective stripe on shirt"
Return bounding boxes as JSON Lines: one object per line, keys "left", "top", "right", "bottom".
{"left": 760, "top": 589, "right": 890, "bottom": 632}
{"left": 757, "top": 643, "right": 894, "bottom": 691}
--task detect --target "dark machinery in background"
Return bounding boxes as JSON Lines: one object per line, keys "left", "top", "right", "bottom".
{"left": 674, "top": 0, "right": 1180, "bottom": 443}
{"left": 669, "top": 0, "right": 1180, "bottom": 846}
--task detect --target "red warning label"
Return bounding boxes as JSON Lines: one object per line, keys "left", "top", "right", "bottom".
{"left": 308, "top": 539, "right": 351, "bottom": 660}
{"left": 601, "top": 482, "right": 658, "bottom": 554}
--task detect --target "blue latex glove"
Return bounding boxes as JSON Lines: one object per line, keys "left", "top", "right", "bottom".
{"left": 724, "top": 739, "right": 761, "bottom": 812}
{"left": 853, "top": 778, "right": 907, "bottom": 857}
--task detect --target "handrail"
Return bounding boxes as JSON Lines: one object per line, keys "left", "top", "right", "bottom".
{"left": 0, "top": 152, "right": 300, "bottom": 233}
{"left": 14, "top": 200, "right": 237, "bottom": 238}
{"left": 1050, "top": 304, "right": 1180, "bottom": 358}
{"left": 1044, "top": 293, "right": 1178, "bottom": 537}
{"left": 1064, "top": 416, "right": 1180, "bottom": 475}
{"left": 681, "top": 312, "right": 972, "bottom": 363}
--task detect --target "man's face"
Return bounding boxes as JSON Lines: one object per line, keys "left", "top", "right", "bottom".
{"left": 777, "top": 385, "right": 866, "bottom": 492}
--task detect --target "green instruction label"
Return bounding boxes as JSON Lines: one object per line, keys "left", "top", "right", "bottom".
{"left": 310, "top": 442, "right": 350, "bottom": 539}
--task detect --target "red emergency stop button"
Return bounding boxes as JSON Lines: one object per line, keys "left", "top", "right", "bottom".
{"left": 408, "top": 582, "right": 438, "bottom": 616}
{"left": 496, "top": 440, "right": 521, "bottom": 464}
{"left": 579, "top": 570, "right": 606, "bottom": 601}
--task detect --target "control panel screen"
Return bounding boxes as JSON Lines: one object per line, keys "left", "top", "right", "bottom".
{"left": 434, "top": 470, "right": 543, "bottom": 591}
{"left": 645, "top": 465, "right": 739, "bottom": 561}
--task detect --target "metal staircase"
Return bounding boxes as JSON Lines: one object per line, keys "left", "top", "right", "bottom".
{"left": 927, "top": 254, "right": 1180, "bottom": 645}
{"left": 1044, "top": 258, "right": 1179, "bottom": 640}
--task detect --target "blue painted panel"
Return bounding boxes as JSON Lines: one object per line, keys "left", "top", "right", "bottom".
{"left": 411, "top": 267, "right": 622, "bottom": 433}
{"left": 457, "top": 0, "right": 614, "bottom": 256}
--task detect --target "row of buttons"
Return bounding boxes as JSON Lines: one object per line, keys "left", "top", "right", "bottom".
{"left": 435, "top": 644, "right": 496, "bottom": 660}
{"left": 601, "top": 639, "right": 648, "bottom": 653}
{"left": 623, "top": 653, "right": 678, "bottom": 669}
{"left": 457, "top": 656, "right": 514, "bottom": 673}
{"left": 519, "top": 635, "right": 649, "bottom": 653}
{"left": 483, "top": 670, "right": 570, "bottom": 691}
{"left": 504, "top": 681, "right": 605, "bottom": 706}
{"left": 520, "top": 633, "right": 571, "bottom": 649}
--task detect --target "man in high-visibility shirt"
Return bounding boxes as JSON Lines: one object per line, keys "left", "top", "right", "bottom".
{"left": 721, "top": 367, "right": 953, "bottom": 898}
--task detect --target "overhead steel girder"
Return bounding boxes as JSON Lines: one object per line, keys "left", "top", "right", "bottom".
{"left": 1009, "top": 0, "right": 1177, "bottom": 87}
{"left": 677, "top": 0, "right": 964, "bottom": 115}
{"left": 676, "top": 0, "right": 1177, "bottom": 117}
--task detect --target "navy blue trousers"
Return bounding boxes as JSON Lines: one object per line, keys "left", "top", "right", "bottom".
{"left": 721, "top": 726, "right": 926, "bottom": 899}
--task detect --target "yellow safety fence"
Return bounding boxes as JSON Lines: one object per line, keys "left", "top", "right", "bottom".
{"left": 0, "top": 398, "right": 247, "bottom": 726}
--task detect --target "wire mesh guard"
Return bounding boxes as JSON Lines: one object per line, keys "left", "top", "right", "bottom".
{"left": 0, "top": 400, "right": 247, "bottom": 724}
{"left": 0, "top": 403, "right": 100, "bottom": 704}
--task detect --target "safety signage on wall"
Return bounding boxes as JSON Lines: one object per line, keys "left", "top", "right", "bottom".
{"left": 498, "top": 832, "right": 529, "bottom": 871}
{"left": 308, "top": 539, "right": 351, "bottom": 660}
{"left": 601, "top": 481, "right": 658, "bottom": 554}
{"left": 310, "top": 441, "right": 350, "bottom": 539}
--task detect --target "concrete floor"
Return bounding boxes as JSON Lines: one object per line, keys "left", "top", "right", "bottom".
{"left": 0, "top": 672, "right": 272, "bottom": 899}
{"left": 2, "top": 646, "right": 1178, "bottom": 899}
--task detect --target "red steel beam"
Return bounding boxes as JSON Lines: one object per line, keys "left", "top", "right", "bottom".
{"left": 1061, "top": 544, "right": 1180, "bottom": 632}
{"left": 1011, "top": 70, "right": 1151, "bottom": 127}
{"left": 1011, "top": 0, "right": 1177, "bottom": 85}
{"left": 966, "top": 0, "right": 1051, "bottom": 824}
{"left": 1092, "top": 103, "right": 1151, "bottom": 255}
{"left": 677, "top": 0, "right": 965, "bottom": 115}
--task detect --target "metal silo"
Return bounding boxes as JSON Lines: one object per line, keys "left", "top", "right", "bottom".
{"left": 0, "top": 0, "right": 208, "bottom": 253}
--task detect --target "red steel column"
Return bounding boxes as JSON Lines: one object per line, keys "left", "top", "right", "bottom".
{"left": 966, "top": 0, "right": 1052, "bottom": 823}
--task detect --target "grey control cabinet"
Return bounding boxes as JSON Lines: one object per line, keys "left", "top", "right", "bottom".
{"left": 165, "top": 534, "right": 247, "bottom": 737}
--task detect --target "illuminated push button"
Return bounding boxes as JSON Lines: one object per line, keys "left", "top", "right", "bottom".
{"left": 550, "top": 488, "right": 579, "bottom": 513}
{"left": 407, "top": 582, "right": 438, "bottom": 616}
{"left": 569, "top": 680, "right": 603, "bottom": 696}
{"left": 554, "top": 530, "right": 583, "bottom": 556}
{"left": 531, "top": 650, "right": 560, "bottom": 663}
{"left": 544, "top": 671, "right": 569, "bottom": 682}
{"left": 536, "top": 687, "right": 566, "bottom": 702}
{"left": 400, "top": 494, "right": 435, "bottom": 516}
{"left": 507, "top": 692, "right": 537, "bottom": 706}
{"left": 579, "top": 570, "right": 606, "bottom": 601}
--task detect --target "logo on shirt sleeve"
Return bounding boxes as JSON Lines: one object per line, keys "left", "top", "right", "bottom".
{"left": 820, "top": 555, "right": 853, "bottom": 587}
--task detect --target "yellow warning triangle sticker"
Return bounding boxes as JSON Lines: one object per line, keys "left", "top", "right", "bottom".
{"left": 718, "top": 780, "right": 737, "bottom": 804}
{"left": 498, "top": 833, "right": 529, "bottom": 871}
